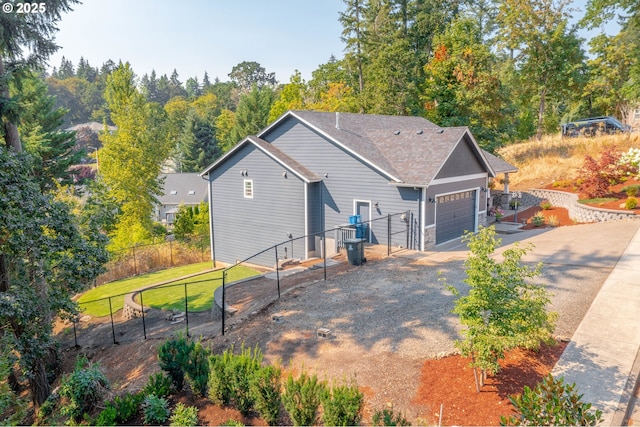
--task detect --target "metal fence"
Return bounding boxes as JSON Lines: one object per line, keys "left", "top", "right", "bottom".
{"left": 97, "top": 237, "right": 210, "bottom": 286}
{"left": 63, "top": 211, "right": 416, "bottom": 347}
{"left": 218, "top": 211, "right": 417, "bottom": 335}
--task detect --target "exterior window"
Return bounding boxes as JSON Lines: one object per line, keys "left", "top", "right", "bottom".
{"left": 244, "top": 179, "right": 253, "bottom": 198}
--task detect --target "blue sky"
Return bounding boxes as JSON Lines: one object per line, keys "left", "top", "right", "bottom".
{"left": 49, "top": 0, "right": 347, "bottom": 84}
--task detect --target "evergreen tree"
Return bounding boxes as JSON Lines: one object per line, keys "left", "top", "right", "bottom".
{"left": 231, "top": 85, "right": 275, "bottom": 142}
{"left": 15, "top": 72, "right": 84, "bottom": 190}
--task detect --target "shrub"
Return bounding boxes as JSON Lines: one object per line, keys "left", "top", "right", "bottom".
{"left": 158, "top": 333, "right": 193, "bottom": 391}
{"left": 58, "top": 357, "right": 109, "bottom": 421}
{"left": 169, "top": 402, "right": 199, "bottom": 427}
{"left": 94, "top": 405, "right": 118, "bottom": 426}
{"left": 208, "top": 351, "right": 233, "bottom": 405}
{"left": 250, "top": 365, "right": 282, "bottom": 426}
{"left": 282, "top": 370, "right": 325, "bottom": 426}
{"left": 619, "top": 147, "right": 640, "bottom": 178}
{"left": 221, "top": 419, "right": 245, "bottom": 426}
{"left": 500, "top": 374, "right": 602, "bottom": 426}
{"left": 142, "top": 395, "right": 170, "bottom": 425}
{"left": 185, "top": 340, "right": 211, "bottom": 397}
{"left": 144, "top": 372, "right": 173, "bottom": 398}
{"left": 539, "top": 199, "right": 552, "bottom": 210}
{"left": 371, "top": 406, "right": 411, "bottom": 426}
{"left": 626, "top": 196, "right": 638, "bottom": 210}
{"left": 227, "top": 345, "right": 264, "bottom": 415}
{"left": 531, "top": 212, "right": 545, "bottom": 227}
{"left": 579, "top": 147, "right": 625, "bottom": 198}
{"left": 111, "top": 391, "right": 144, "bottom": 423}
{"left": 547, "top": 215, "right": 560, "bottom": 227}
{"left": 321, "top": 380, "right": 364, "bottom": 426}
{"left": 624, "top": 185, "right": 639, "bottom": 197}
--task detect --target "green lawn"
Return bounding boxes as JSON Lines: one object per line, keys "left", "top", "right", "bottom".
{"left": 78, "top": 263, "right": 260, "bottom": 316}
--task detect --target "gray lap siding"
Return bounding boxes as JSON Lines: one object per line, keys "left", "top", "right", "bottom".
{"left": 265, "top": 118, "right": 421, "bottom": 248}
{"left": 209, "top": 143, "right": 306, "bottom": 266}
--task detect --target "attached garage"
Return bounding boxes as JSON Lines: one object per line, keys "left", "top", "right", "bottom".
{"left": 435, "top": 190, "right": 476, "bottom": 244}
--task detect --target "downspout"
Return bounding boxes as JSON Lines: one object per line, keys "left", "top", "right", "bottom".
{"left": 420, "top": 187, "right": 426, "bottom": 251}
{"left": 202, "top": 173, "right": 216, "bottom": 268}
{"left": 304, "top": 182, "right": 309, "bottom": 258}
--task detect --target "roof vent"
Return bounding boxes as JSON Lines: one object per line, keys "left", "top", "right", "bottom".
{"left": 437, "top": 129, "right": 444, "bottom": 134}
{"left": 188, "top": 190, "right": 196, "bottom": 195}
{"left": 170, "top": 190, "right": 178, "bottom": 195}
{"left": 335, "top": 112, "right": 340, "bottom": 129}
{"left": 393, "top": 130, "right": 400, "bottom": 135}
{"left": 417, "top": 130, "right": 423, "bottom": 134}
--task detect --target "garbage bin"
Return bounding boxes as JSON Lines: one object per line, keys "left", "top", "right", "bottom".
{"left": 344, "top": 238, "right": 365, "bottom": 266}
{"left": 355, "top": 223, "right": 367, "bottom": 239}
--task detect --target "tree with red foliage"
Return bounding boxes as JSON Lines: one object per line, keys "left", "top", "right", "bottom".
{"left": 579, "top": 146, "right": 628, "bottom": 198}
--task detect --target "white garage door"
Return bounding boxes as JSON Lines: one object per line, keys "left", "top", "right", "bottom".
{"left": 435, "top": 190, "right": 476, "bottom": 244}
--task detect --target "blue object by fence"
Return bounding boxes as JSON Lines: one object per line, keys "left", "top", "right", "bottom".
{"left": 355, "top": 223, "right": 367, "bottom": 239}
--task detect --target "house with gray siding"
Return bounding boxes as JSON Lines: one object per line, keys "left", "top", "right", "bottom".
{"left": 201, "top": 111, "right": 514, "bottom": 267}
{"left": 156, "top": 173, "right": 208, "bottom": 226}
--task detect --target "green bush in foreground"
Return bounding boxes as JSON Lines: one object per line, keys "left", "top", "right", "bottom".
{"left": 142, "top": 394, "right": 170, "bottom": 425}
{"left": 501, "top": 374, "right": 603, "bottom": 426}
{"left": 169, "top": 402, "right": 199, "bottom": 426}
{"left": 59, "top": 357, "right": 109, "bottom": 422}
{"left": 250, "top": 365, "right": 282, "bottom": 426}
{"left": 158, "top": 333, "right": 193, "bottom": 391}
{"left": 371, "top": 406, "right": 411, "bottom": 426}
{"left": 321, "top": 380, "right": 364, "bottom": 426}
{"left": 282, "top": 370, "right": 325, "bottom": 426}
{"left": 144, "top": 372, "right": 173, "bottom": 398}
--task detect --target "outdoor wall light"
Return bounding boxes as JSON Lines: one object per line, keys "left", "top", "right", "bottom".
{"left": 240, "top": 169, "right": 248, "bottom": 176}
{"left": 282, "top": 171, "right": 287, "bottom": 178}
{"left": 428, "top": 197, "right": 436, "bottom": 203}
{"left": 480, "top": 187, "right": 487, "bottom": 192}
{"left": 374, "top": 201, "right": 379, "bottom": 208}
{"left": 324, "top": 173, "right": 329, "bottom": 178}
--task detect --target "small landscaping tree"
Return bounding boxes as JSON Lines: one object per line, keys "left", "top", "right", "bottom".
{"left": 444, "top": 226, "right": 557, "bottom": 392}
{"left": 500, "top": 374, "right": 603, "bottom": 426}
{"left": 282, "top": 370, "right": 325, "bottom": 426}
{"left": 158, "top": 333, "right": 193, "bottom": 391}
{"left": 579, "top": 146, "right": 627, "bottom": 198}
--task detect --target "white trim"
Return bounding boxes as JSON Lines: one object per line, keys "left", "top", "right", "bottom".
{"left": 206, "top": 175, "right": 216, "bottom": 264}
{"left": 243, "top": 179, "right": 254, "bottom": 198}
{"left": 353, "top": 199, "right": 373, "bottom": 241}
{"left": 304, "top": 182, "right": 309, "bottom": 257}
{"left": 433, "top": 187, "right": 480, "bottom": 243}
{"left": 428, "top": 130, "right": 496, "bottom": 181}
{"left": 262, "top": 111, "right": 403, "bottom": 183}
{"left": 200, "top": 136, "right": 318, "bottom": 183}
{"left": 430, "top": 172, "right": 487, "bottom": 186}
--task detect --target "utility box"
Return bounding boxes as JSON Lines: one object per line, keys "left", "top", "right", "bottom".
{"left": 344, "top": 238, "right": 365, "bottom": 266}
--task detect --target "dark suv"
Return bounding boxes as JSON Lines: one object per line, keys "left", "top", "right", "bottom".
{"left": 560, "top": 116, "right": 631, "bottom": 137}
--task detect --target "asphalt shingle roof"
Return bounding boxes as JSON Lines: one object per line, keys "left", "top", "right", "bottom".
{"left": 278, "top": 111, "right": 487, "bottom": 184}
{"left": 159, "top": 173, "right": 208, "bottom": 205}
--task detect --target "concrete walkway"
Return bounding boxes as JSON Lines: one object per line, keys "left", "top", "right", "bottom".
{"left": 550, "top": 222, "right": 640, "bottom": 425}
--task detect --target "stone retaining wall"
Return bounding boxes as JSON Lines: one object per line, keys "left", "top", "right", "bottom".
{"left": 521, "top": 189, "right": 639, "bottom": 223}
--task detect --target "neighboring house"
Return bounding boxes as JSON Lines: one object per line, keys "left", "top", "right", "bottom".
{"left": 66, "top": 121, "right": 117, "bottom": 132}
{"left": 632, "top": 107, "right": 640, "bottom": 130}
{"left": 156, "top": 173, "right": 208, "bottom": 225}
{"left": 200, "top": 111, "right": 516, "bottom": 266}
